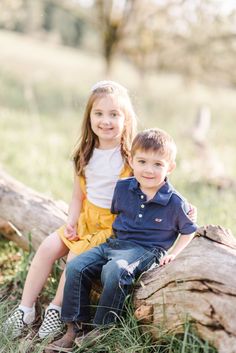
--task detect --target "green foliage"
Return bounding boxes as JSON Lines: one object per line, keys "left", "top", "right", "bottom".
{"left": 0, "top": 71, "right": 27, "bottom": 110}
{"left": 0, "top": 295, "right": 217, "bottom": 353}
{"left": 0, "top": 70, "right": 81, "bottom": 115}
{"left": 43, "top": 1, "right": 85, "bottom": 47}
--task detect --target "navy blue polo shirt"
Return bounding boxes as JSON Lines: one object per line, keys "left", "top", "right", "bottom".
{"left": 111, "top": 177, "right": 197, "bottom": 251}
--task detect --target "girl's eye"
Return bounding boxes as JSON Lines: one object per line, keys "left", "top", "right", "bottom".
{"left": 95, "top": 112, "right": 102, "bottom": 116}
{"left": 138, "top": 160, "right": 145, "bottom": 164}
{"left": 111, "top": 112, "right": 118, "bottom": 118}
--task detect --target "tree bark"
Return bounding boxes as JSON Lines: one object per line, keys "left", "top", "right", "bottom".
{"left": 1, "top": 170, "right": 236, "bottom": 352}
{"left": 134, "top": 225, "right": 236, "bottom": 353}
{"left": 0, "top": 170, "right": 67, "bottom": 250}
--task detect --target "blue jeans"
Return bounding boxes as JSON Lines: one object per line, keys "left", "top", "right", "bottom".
{"left": 61, "top": 238, "right": 165, "bottom": 325}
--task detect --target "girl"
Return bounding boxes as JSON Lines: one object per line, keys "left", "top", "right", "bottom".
{"left": 4, "top": 80, "right": 136, "bottom": 339}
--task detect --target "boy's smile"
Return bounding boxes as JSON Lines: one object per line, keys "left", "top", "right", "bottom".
{"left": 129, "top": 149, "right": 175, "bottom": 199}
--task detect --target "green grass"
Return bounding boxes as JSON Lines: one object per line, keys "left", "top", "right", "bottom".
{"left": 0, "top": 29, "right": 235, "bottom": 352}
{"left": 0, "top": 292, "right": 217, "bottom": 353}
{"left": 0, "top": 73, "right": 235, "bottom": 229}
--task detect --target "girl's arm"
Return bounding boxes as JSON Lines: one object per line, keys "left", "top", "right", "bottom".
{"left": 64, "top": 171, "right": 84, "bottom": 241}
{"left": 187, "top": 203, "right": 197, "bottom": 223}
{"left": 159, "top": 233, "right": 195, "bottom": 266}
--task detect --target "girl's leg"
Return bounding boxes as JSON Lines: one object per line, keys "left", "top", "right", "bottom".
{"left": 38, "top": 251, "right": 78, "bottom": 339}
{"left": 4, "top": 231, "right": 69, "bottom": 338}
{"left": 21, "top": 231, "right": 69, "bottom": 307}
{"left": 52, "top": 251, "right": 77, "bottom": 306}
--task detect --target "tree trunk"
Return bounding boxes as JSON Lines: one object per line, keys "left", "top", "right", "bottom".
{"left": 134, "top": 225, "right": 236, "bottom": 353}
{"left": 188, "top": 106, "right": 235, "bottom": 190}
{"left": 1, "top": 170, "right": 236, "bottom": 352}
{"left": 0, "top": 170, "right": 67, "bottom": 250}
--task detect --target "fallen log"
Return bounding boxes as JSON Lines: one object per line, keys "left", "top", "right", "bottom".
{"left": 0, "top": 169, "right": 67, "bottom": 250}
{"left": 1, "top": 170, "right": 236, "bottom": 352}
{"left": 134, "top": 225, "right": 236, "bottom": 353}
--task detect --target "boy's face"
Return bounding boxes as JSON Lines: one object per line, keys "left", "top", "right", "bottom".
{"left": 129, "top": 149, "right": 175, "bottom": 195}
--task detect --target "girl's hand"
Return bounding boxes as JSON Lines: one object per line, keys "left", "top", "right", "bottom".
{"left": 64, "top": 224, "right": 80, "bottom": 241}
{"left": 159, "top": 254, "right": 176, "bottom": 266}
{"left": 187, "top": 203, "right": 197, "bottom": 223}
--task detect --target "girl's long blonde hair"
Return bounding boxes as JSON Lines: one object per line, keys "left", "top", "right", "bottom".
{"left": 72, "top": 81, "right": 137, "bottom": 175}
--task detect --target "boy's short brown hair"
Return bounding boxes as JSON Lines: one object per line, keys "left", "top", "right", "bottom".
{"left": 131, "top": 128, "right": 177, "bottom": 162}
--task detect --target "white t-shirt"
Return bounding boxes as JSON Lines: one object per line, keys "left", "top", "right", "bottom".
{"left": 85, "top": 147, "right": 124, "bottom": 208}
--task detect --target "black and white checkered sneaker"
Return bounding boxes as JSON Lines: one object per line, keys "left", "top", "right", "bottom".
{"left": 38, "top": 308, "right": 63, "bottom": 339}
{"left": 3, "top": 308, "right": 35, "bottom": 338}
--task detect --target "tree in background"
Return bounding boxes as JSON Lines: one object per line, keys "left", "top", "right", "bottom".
{"left": 92, "top": 0, "right": 138, "bottom": 73}
{"left": 1, "top": 0, "right": 236, "bottom": 86}
{"left": 60, "top": 0, "right": 236, "bottom": 85}
{"left": 0, "top": 0, "right": 85, "bottom": 47}
{"left": 121, "top": 0, "right": 236, "bottom": 86}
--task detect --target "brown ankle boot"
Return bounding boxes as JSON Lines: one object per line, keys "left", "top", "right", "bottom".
{"left": 45, "top": 322, "right": 81, "bottom": 352}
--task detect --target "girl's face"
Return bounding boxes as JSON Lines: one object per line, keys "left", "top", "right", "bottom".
{"left": 90, "top": 95, "right": 126, "bottom": 149}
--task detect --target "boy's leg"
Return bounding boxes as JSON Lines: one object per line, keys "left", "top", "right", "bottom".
{"left": 52, "top": 250, "right": 77, "bottom": 306}
{"left": 61, "top": 243, "right": 108, "bottom": 323}
{"left": 93, "top": 239, "right": 164, "bottom": 325}
{"left": 46, "top": 244, "right": 108, "bottom": 351}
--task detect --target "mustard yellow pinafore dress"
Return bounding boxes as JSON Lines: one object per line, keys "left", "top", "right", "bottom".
{"left": 57, "top": 164, "right": 131, "bottom": 255}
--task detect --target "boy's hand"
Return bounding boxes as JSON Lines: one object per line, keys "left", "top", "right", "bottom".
{"left": 64, "top": 224, "right": 80, "bottom": 241}
{"left": 187, "top": 203, "right": 197, "bottom": 223}
{"left": 159, "top": 254, "right": 176, "bottom": 266}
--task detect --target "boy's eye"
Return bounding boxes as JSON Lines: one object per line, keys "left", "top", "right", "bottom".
{"left": 111, "top": 112, "right": 118, "bottom": 118}
{"left": 155, "top": 163, "right": 164, "bottom": 167}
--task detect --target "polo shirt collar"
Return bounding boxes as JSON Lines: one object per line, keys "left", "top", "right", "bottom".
{"left": 128, "top": 177, "right": 174, "bottom": 206}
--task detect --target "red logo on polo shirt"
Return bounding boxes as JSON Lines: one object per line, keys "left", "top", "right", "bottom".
{"left": 155, "top": 218, "right": 162, "bottom": 222}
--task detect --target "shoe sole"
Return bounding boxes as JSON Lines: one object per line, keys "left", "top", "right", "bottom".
{"left": 44, "top": 344, "right": 74, "bottom": 353}
{"left": 38, "top": 330, "right": 62, "bottom": 339}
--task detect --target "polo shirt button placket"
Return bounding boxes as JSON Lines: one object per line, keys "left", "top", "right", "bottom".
{"left": 137, "top": 194, "right": 145, "bottom": 222}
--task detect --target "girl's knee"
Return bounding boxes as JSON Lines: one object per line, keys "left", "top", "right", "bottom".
{"left": 66, "top": 251, "right": 77, "bottom": 263}
{"left": 36, "top": 232, "right": 68, "bottom": 259}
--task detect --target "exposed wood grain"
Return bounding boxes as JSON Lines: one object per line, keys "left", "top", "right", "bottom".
{"left": 1, "top": 170, "right": 235, "bottom": 352}
{"left": 0, "top": 170, "right": 67, "bottom": 250}
{"left": 134, "top": 225, "right": 236, "bottom": 353}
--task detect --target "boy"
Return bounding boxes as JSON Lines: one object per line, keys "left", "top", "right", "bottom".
{"left": 47, "top": 128, "right": 197, "bottom": 352}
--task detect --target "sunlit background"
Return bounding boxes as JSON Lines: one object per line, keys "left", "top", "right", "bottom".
{"left": 0, "top": 0, "right": 236, "bottom": 231}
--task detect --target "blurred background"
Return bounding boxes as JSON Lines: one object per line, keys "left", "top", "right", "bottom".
{"left": 0, "top": 0, "right": 236, "bottom": 232}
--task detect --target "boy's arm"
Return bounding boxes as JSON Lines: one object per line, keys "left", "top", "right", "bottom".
{"left": 159, "top": 233, "right": 195, "bottom": 266}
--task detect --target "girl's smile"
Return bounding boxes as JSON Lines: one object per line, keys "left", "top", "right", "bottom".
{"left": 90, "top": 95, "right": 125, "bottom": 149}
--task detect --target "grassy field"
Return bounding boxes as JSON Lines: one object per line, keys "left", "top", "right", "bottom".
{"left": 0, "top": 31, "right": 235, "bottom": 230}
{"left": 0, "top": 29, "right": 235, "bottom": 352}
